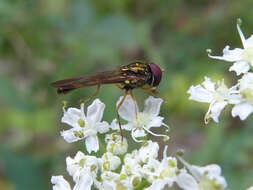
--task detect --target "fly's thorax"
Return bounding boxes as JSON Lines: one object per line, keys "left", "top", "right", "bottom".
{"left": 120, "top": 61, "right": 152, "bottom": 89}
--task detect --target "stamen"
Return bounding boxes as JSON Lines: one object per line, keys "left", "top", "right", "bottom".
{"left": 236, "top": 18, "right": 246, "bottom": 48}
{"left": 142, "top": 126, "right": 170, "bottom": 140}
{"left": 131, "top": 129, "right": 143, "bottom": 143}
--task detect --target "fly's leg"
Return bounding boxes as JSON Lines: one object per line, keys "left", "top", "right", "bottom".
{"left": 129, "top": 89, "right": 138, "bottom": 120}
{"left": 142, "top": 86, "right": 167, "bottom": 103}
{"left": 115, "top": 84, "right": 124, "bottom": 90}
{"left": 80, "top": 84, "right": 101, "bottom": 104}
{"left": 116, "top": 90, "right": 128, "bottom": 140}
{"left": 142, "top": 86, "right": 158, "bottom": 97}
{"left": 141, "top": 86, "right": 157, "bottom": 91}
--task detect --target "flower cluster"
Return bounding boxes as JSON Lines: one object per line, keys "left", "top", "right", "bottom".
{"left": 188, "top": 19, "right": 253, "bottom": 123}
{"left": 51, "top": 96, "right": 230, "bottom": 190}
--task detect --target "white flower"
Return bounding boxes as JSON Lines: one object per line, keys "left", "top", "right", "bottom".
{"left": 66, "top": 151, "right": 99, "bottom": 189}
{"left": 51, "top": 175, "right": 91, "bottom": 190}
{"left": 208, "top": 20, "right": 253, "bottom": 75}
{"left": 105, "top": 132, "right": 128, "bottom": 155}
{"left": 246, "top": 186, "right": 253, "bottom": 190}
{"left": 138, "top": 140, "right": 159, "bottom": 163}
{"left": 51, "top": 176, "right": 71, "bottom": 190}
{"left": 61, "top": 99, "right": 109, "bottom": 153}
{"left": 187, "top": 77, "right": 234, "bottom": 123}
{"left": 117, "top": 95, "right": 169, "bottom": 141}
{"left": 98, "top": 152, "right": 121, "bottom": 172}
{"left": 143, "top": 146, "right": 178, "bottom": 190}
{"left": 231, "top": 72, "right": 253, "bottom": 120}
{"left": 176, "top": 157, "right": 227, "bottom": 190}
{"left": 100, "top": 171, "right": 120, "bottom": 190}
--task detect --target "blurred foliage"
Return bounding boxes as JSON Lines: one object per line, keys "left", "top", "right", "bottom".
{"left": 1, "top": 0, "right": 253, "bottom": 189}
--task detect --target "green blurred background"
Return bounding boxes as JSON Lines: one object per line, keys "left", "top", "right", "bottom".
{"left": 1, "top": 0, "right": 253, "bottom": 189}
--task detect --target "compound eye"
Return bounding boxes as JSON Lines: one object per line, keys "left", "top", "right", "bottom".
{"left": 149, "top": 63, "right": 162, "bottom": 86}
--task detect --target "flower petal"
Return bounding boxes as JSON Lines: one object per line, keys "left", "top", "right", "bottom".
{"left": 245, "top": 35, "right": 253, "bottom": 48}
{"left": 110, "top": 119, "right": 132, "bottom": 131}
{"left": 208, "top": 46, "right": 243, "bottom": 62}
{"left": 229, "top": 61, "right": 250, "bottom": 75}
{"left": 210, "top": 101, "right": 228, "bottom": 122}
{"left": 51, "top": 176, "right": 71, "bottom": 190}
{"left": 176, "top": 170, "right": 198, "bottom": 190}
{"left": 61, "top": 128, "right": 83, "bottom": 143}
{"left": 145, "top": 179, "right": 165, "bottom": 190}
{"left": 202, "top": 164, "right": 222, "bottom": 176}
{"left": 203, "top": 77, "right": 215, "bottom": 92}
{"left": 117, "top": 95, "right": 137, "bottom": 121}
{"left": 66, "top": 151, "right": 85, "bottom": 177}
{"left": 239, "top": 72, "right": 253, "bottom": 91}
{"left": 143, "top": 96, "right": 163, "bottom": 116}
{"left": 232, "top": 103, "right": 253, "bottom": 120}
{"left": 73, "top": 173, "right": 93, "bottom": 190}
{"left": 97, "top": 121, "right": 109, "bottom": 134}
{"left": 146, "top": 116, "right": 163, "bottom": 129}
{"left": 246, "top": 186, "right": 253, "bottom": 190}
{"left": 187, "top": 85, "right": 213, "bottom": 103}
{"left": 62, "top": 108, "right": 82, "bottom": 128}
{"left": 122, "top": 123, "right": 133, "bottom": 131}
{"left": 85, "top": 136, "right": 99, "bottom": 153}
{"left": 87, "top": 99, "right": 105, "bottom": 124}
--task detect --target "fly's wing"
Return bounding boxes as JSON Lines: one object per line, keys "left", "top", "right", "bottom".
{"left": 51, "top": 70, "right": 145, "bottom": 94}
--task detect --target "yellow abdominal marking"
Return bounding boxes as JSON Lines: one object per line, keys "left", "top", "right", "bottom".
{"left": 125, "top": 80, "right": 130, "bottom": 84}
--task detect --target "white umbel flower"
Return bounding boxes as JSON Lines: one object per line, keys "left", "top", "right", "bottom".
{"left": 51, "top": 176, "right": 71, "bottom": 190}
{"left": 98, "top": 152, "right": 121, "bottom": 172}
{"left": 231, "top": 72, "right": 253, "bottom": 120}
{"left": 51, "top": 175, "right": 92, "bottom": 190}
{"left": 208, "top": 19, "right": 253, "bottom": 76}
{"left": 176, "top": 157, "right": 227, "bottom": 190}
{"left": 142, "top": 146, "right": 178, "bottom": 190}
{"left": 66, "top": 151, "right": 99, "bottom": 189}
{"left": 105, "top": 132, "right": 128, "bottom": 155}
{"left": 187, "top": 77, "right": 235, "bottom": 123}
{"left": 117, "top": 95, "right": 169, "bottom": 141}
{"left": 61, "top": 99, "right": 109, "bottom": 153}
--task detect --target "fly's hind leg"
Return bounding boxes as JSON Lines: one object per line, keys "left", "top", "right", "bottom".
{"left": 116, "top": 90, "right": 128, "bottom": 140}
{"left": 80, "top": 84, "right": 101, "bottom": 104}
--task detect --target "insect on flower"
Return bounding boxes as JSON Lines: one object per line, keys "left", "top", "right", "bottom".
{"left": 51, "top": 60, "right": 164, "bottom": 138}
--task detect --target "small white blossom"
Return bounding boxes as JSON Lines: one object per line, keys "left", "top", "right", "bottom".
{"left": 208, "top": 20, "right": 253, "bottom": 75}
{"left": 143, "top": 146, "right": 178, "bottom": 190}
{"left": 138, "top": 140, "right": 159, "bottom": 163}
{"left": 100, "top": 171, "right": 120, "bottom": 190}
{"left": 51, "top": 176, "right": 71, "bottom": 190}
{"left": 177, "top": 157, "right": 227, "bottom": 190}
{"left": 66, "top": 151, "right": 99, "bottom": 189}
{"left": 61, "top": 99, "right": 109, "bottom": 153}
{"left": 98, "top": 152, "right": 121, "bottom": 172}
{"left": 187, "top": 77, "right": 234, "bottom": 123}
{"left": 105, "top": 132, "right": 128, "bottom": 155}
{"left": 231, "top": 72, "right": 253, "bottom": 120}
{"left": 246, "top": 186, "right": 253, "bottom": 190}
{"left": 51, "top": 175, "right": 91, "bottom": 190}
{"left": 117, "top": 95, "right": 169, "bottom": 141}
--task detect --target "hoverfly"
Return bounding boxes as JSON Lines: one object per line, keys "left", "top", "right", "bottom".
{"left": 51, "top": 60, "right": 163, "bottom": 138}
